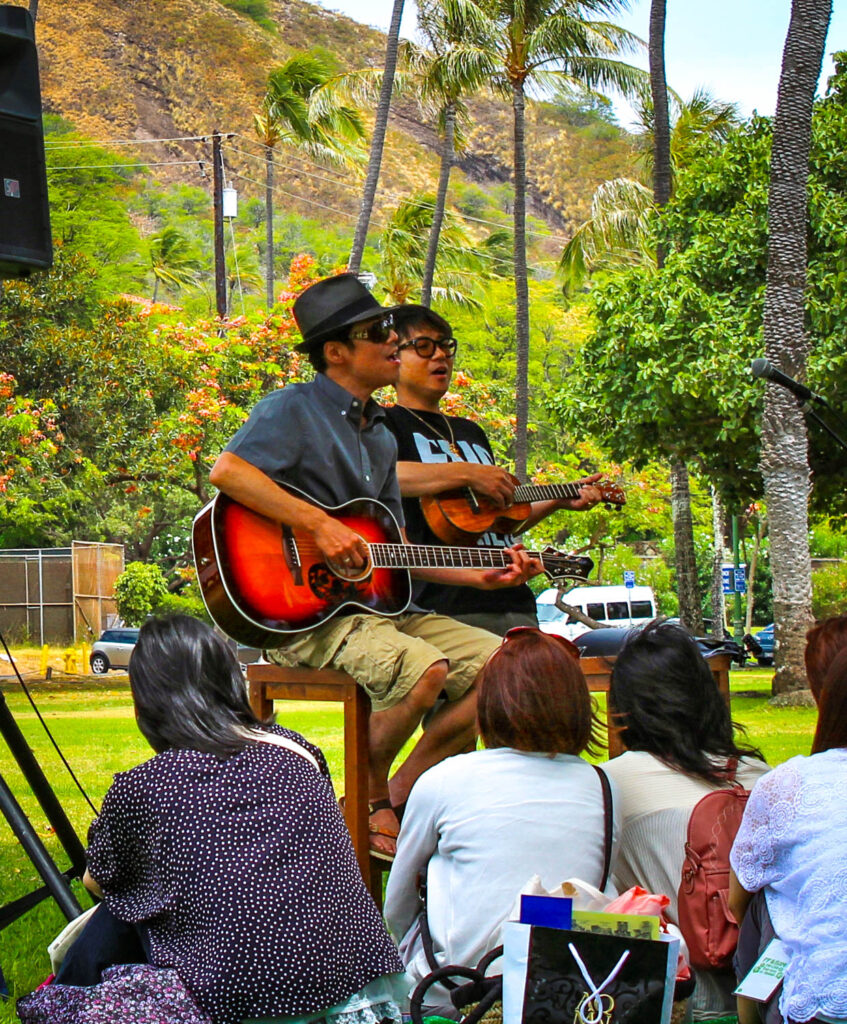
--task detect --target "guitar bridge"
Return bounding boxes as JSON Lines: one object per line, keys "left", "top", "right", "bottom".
{"left": 281, "top": 525, "right": 303, "bottom": 586}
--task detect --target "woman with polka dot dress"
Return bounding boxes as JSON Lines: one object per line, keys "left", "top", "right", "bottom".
{"left": 21, "top": 615, "right": 404, "bottom": 1024}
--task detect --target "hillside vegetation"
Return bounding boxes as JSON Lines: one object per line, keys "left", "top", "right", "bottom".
{"left": 28, "top": 0, "right": 635, "bottom": 238}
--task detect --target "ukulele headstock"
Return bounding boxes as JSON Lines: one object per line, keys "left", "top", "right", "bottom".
{"left": 538, "top": 548, "right": 594, "bottom": 583}
{"left": 598, "top": 481, "right": 626, "bottom": 509}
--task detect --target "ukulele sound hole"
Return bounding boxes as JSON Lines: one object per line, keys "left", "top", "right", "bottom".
{"left": 308, "top": 563, "right": 370, "bottom": 602}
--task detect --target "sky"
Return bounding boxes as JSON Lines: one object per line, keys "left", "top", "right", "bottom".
{"left": 310, "top": 0, "right": 847, "bottom": 128}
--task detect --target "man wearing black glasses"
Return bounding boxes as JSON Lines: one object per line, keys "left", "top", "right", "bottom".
{"left": 384, "top": 305, "right": 602, "bottom": 636}
{"left": 210, "top": 274, "right": 537, "bottom": 859}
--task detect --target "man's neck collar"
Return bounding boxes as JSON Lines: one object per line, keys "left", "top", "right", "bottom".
{"left": 323, "top": 368, "right": 374, "bottom": 405}
{"left": 395, "top": 387, "right": 442, "bottom": 414}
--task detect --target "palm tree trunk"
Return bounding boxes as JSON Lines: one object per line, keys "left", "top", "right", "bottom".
{"left": 649, "top": 0, "right": 671, "bottom": 264}
{"left": 710, "top": 484, "right": 726, "bottom": 640}
{"left": 348, "top": 0, "right": 404, "bottom": 275}
{"left": 512, "top": 81, "right": 531, "bottom": 481}
{"left": 265, "top": 144, "right": 274, "bottom": 309}
{"left": 421, "top": 102, "right": 456, "bottom": 305}
{"left": 650, "top": 0, "right": 703, "bottom": 630}
{"left": 761, "top": 0, "right": 831, "bottom": 694}
{"left": 671, "top": 459, "right": 704, "bottom": 633}
{"left": 744, "top": 516, "right": 766, "bottom": 633}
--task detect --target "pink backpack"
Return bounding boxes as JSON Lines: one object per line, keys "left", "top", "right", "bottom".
{"left": 677, "top": 765, "right": 748, "bottom": 971}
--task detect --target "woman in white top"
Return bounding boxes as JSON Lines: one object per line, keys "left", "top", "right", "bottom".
{"left": 384, "top": 628, "right": 619, "bottom": 1015}
{"left": 730, "top": 615, "right": 847, "bottom": 1024}
{"left": 601, "top": 620, "right": 769, "bottom": 1021}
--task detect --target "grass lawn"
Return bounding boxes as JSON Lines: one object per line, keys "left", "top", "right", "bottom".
{"left": 0, "top": 664, "right": 815, "bottom": 1019}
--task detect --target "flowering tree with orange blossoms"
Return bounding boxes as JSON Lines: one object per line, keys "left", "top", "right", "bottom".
{"left": 0, "top": 249, "right": 326, "bottom": 561}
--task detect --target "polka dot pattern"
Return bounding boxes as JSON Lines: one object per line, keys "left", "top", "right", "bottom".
{"left": 87, "top": 726, "right": 402, "bottom": 1024}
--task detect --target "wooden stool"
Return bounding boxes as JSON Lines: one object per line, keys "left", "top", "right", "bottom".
{"left": 246, "top": 664, "right": 381, "bottom": 901}
{"left": 581, "top": 652, "right": 732, "bottom": 758}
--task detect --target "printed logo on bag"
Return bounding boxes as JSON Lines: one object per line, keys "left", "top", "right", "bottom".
{"left": 574, "top": 991, "right": 614, "bottom": 1023}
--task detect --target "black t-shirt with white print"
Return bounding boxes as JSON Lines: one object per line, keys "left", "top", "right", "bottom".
{"left": 382, "top": 404, "right": 537, "bottom": 617}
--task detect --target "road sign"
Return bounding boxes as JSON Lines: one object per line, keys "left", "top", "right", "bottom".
{"left": 721, "top": 565, "right": 734, "bottom": 594}
{"left": 623, "top": 570, "right": 636, "bottom": 589}
{"left": 734, "top": 567, "right": 747, "bottom": 594}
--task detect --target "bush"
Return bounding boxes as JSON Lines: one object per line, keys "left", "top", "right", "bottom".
{"left": 812, "top": 560, "right": 847, "bottom": 620}
{"left": 153, "top": 588, "right": 212, "bottom": 625}
{"left": 114, "top": 562, "right": 168, "bottom": 626}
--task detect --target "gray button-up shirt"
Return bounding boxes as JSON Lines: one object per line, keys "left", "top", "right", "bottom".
{"left": 224, "top": 373, "right": 404, "bottom": 526}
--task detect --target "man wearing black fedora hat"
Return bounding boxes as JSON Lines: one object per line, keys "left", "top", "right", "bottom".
{"left": 210, "top": 274, "right": 538, "bottom": 859}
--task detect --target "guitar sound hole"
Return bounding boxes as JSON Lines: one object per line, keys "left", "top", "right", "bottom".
{"left": 308, "top": 563, "right": 370, "bottom": 602}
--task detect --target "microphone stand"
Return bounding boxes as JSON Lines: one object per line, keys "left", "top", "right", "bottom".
{"left": 795, "top": 397, "right": 847, "bottom": 454}
{"left": 0, "top": 628, "right": 85, "bottom": 977}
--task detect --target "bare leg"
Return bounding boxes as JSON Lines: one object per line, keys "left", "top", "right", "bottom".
{"left": 366, "top": 660, "right": 448, "bottom": 856}
{"left": 388, "top": 682, "right": 478, "bottom": 806}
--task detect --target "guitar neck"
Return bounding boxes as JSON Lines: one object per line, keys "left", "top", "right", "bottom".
{"left": 512, "top": 482, "right": 582, "bottom": 503}
{"left": 370, "top": 543, "right": 523, "bottom": 570}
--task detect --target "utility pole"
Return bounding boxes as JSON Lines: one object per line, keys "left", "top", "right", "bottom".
{"left": 212, "top": 130, "right": 226, "bottom": 319}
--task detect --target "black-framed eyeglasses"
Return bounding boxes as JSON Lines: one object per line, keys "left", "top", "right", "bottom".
{"left": 503, "top": 626, "right": 581, "bottom": 661}
{"left": 397, "top": 335, "right": 459, "bottom": 359}
{"left": 349, "top": 314, "right": 395, "bottom": 344}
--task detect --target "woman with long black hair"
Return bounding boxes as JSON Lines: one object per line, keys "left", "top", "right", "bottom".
{"left": 20, "top": 615, "right": 404, "bottom": 1024}
{"left": 601, "top": 619, "right": 769, "bottom": 1020}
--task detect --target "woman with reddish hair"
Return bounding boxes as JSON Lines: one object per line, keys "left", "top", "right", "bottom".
{"left": 384, "top": 629, "right": 618, "bottom": 1014}
{"left": 730, "top": 615, "right": 847, "bottom": 1024}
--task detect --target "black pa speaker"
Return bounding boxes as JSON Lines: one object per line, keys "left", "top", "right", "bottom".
{"left": 0, "top": 4, "right": 51, "bottom": 278}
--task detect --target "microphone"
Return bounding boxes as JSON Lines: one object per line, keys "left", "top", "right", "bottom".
{"left": 750, "top": 358, "right": 822, "bottom": 404}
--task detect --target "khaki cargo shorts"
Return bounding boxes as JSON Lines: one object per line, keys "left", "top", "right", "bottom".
{"left": 269, "top": 612, "right": 500, "bottom": 713}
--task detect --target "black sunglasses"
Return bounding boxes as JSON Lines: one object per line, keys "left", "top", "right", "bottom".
{"left": 397, "top": 335, "right": 459, "bottom": 359}
{"left": 348, "top": 314, "right": 395, "bottom": 344}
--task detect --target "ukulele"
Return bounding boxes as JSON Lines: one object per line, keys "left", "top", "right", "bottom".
{"left": 193, "top": 484, "right": 594, "bottom": 648}
{"left": 421, "top": 476, "right": 626, "bottom": 544}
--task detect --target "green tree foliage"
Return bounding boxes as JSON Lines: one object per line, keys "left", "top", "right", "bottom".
{"left": 44, "top": 116, "right": 146, "bottom": 296}
{"left": 551, "top": 58, "right": 847, "bottom": 512}
{"left": 114, "top": 561, "right": 169, "bottom": 626}
{"left": 0, "top": 247, "right": 313, "bottom": 560}
{"left": 148, "top": 226, "right": 203, "bottom": 302}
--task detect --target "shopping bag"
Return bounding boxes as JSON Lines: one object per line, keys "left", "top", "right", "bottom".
{"left": 503, "top": 922, "right": 679, "bottom": 1024}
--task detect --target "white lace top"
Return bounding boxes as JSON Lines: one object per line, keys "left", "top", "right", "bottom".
{"left": 730, "top": 748, "right": 847, "bottom": 1023}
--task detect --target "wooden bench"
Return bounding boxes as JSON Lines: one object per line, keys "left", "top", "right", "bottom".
{"left": 248, "top": 653, "right": 732, "bottom": 901}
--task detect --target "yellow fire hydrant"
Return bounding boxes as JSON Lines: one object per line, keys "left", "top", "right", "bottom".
{"left": 62, "top": 647, "right": 77, "bottom": 674}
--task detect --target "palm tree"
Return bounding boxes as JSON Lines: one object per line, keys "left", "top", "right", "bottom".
{"left": 436, "top": 0, "right": 646, "bottom": 478}
{"left": 558, "top": 89, "right": 739, "bottom": 292}
{"left": 348, "top": 0, "right": 406, "bottom": 275}
{"left": 148, "top": 227, "right": 202, "bottom": 303}
{"left": 760, "top": 0, "right": 832, "bottom": 693}
{"left": 647, "top": 0, "right": 702, "bottom": 634}
{"left": 377, "top": 192, "right": 495, "bottom": 306}
{"left": 410, "top": 0, "right": 481, "bottom": 303}
{"left": 255, "top": 51, "right": 365, "bottom": 308}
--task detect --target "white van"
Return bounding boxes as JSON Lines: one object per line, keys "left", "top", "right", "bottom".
{"left": 536, "top": 584, "right": 657, "bottom": 642}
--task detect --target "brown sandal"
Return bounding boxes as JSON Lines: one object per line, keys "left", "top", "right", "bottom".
{"left": 367, "top": 798, "right": 399, "bottom": 862}
{"left": 338, "top": 796, "right": 398, "bottom": 862}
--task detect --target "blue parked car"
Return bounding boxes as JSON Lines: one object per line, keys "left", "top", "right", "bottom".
{"left": 752, "top": 623, "right": 775, "bottom": 666}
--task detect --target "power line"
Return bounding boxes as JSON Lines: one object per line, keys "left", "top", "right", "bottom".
{"left": 47, "top": 160, "right": 206, "bottom": 171}
{"left": 44, "top": 133, "right": 213, "bottom": 149}
{"left": 225, "top": 137, "right": 571, "bottom": 246}
{"left": 232, "top": 169, "right": 530, "bottom": 275}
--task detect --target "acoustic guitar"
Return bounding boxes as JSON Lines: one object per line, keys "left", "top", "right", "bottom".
{"left": 421, "top": 477, "right": 627, "bottom": 545}
{"left": 193, "top": 484, "right": 594, "bottom": 648}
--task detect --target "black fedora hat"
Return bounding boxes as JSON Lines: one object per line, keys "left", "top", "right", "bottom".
{"left": 292, "top": 274, "right": 428, "bottom": 352}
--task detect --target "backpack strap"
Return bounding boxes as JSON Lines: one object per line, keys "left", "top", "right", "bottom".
{"left": 593, "top": 765, "right": 613, "bottom": 891}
